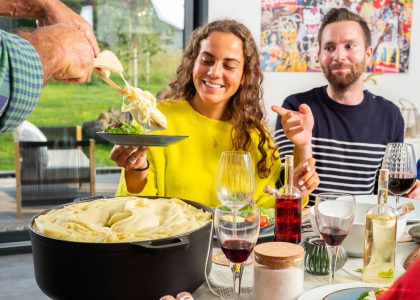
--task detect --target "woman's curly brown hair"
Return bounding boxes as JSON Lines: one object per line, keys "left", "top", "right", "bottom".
{"left": 168, "top": 19, "right": 278, "bottom": 178}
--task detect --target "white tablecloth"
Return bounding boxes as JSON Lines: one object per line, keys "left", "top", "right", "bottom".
{"left": 193, "top": 232, "right": 418, "bottom": 299}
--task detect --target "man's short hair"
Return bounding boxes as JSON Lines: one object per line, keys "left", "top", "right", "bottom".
{"left": 318, "top": 7, "right": 371, "bottom": 49}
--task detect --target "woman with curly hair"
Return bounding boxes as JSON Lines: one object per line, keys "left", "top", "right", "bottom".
{"left": 110, "top": 19, "right": 318, "bottom": 208}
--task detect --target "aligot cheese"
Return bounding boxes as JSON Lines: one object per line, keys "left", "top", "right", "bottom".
{"left": 33, "top": 197, "right": 211, "bottom": 243}
{"left": 120, "top": 75, "right": 167, "bottom": 130}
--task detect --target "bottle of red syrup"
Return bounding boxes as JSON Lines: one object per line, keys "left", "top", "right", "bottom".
{"left": 264, "top": 155, "right": 302, "bottom": 244}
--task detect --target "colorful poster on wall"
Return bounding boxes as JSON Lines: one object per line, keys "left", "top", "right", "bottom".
{"left": 260, "top": 0, "right": 413, "bottom": 73}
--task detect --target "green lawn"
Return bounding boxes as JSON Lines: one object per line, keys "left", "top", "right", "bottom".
{"left": 0, "top": 80, "right": 165, "bottom": 170}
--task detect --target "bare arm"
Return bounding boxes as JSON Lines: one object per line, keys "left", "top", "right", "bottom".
{"left": 125, "top": 169, "right": 148, "bottom": 194}
{"left": 0, "top": 0, "right": 47, "bottom": 19}
{"left": 0, "top": 0, "right": 99, "bottom": 56}
{"left": 293, "top": 144, "right": 312, "bottom": 168}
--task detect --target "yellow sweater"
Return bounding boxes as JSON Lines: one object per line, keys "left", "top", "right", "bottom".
{"left": 116, "top": 99, "right": 281, "bottom": 208}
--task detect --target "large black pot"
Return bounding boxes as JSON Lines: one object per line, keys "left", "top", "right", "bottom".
{"left": 29, "top": 197, "right": 213, "bottom": 300}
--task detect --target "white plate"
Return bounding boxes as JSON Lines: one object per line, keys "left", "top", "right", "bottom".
{"left": 258, "top": 224, "right": 274, "bottom": 239}
{"left": 298, "top": 282, "right": 384, "bottom": 300}
{"left": 355, "top": 195, "right": 420, "bottom": 223}
{"left": 212, "top": 224, "right": 274, "bottom": 240}
{"left": 96, "top": 132, "right": 188, "bottom": 146}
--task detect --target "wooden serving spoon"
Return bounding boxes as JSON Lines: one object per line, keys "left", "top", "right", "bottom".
{"left": 93, "top": 69, "right": 125, "bottom": 95}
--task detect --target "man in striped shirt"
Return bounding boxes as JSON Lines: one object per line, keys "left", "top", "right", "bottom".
{"left": 0, "top": 0, "right": 99, "bottom": 133}
{"left": 273, "top": 8, "right": 420, "bottom": 203}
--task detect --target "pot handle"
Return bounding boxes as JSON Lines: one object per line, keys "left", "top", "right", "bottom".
{"left": 131, "top": 236, "right": 189, "bottom": 254}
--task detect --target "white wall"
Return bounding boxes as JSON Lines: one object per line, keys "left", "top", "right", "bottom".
{"left": 208, "top": 0, "right": 420, "bottom": 128}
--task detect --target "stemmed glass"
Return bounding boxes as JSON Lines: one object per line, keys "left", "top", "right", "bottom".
{"left": 315, "top": 193, "right": 355, "bottom": 284}
{"left": 216, "top": 151, "right": 255, "bottom": 211}
{"left": 381, "top": 143, "right": 417, "bottom": 206}
{"left": 214, "top": 205, "right": 260, "bottom": 300}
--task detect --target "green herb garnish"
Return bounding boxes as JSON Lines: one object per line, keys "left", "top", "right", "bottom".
{"left": 102, "top": 121, "right": 142, "bottom": 134}
{"left": 357, "top": 291, "right": 369, "bottom": 300}
{"left": 378, "top": 269, "right": 394, "bottom": 278}
{"left": 355, "top": 268, "right": 363, "bottom": 273}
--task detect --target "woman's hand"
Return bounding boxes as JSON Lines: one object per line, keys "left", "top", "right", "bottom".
{"left": 160, "top": 292, "right": 193, "bottom": 300}
{"left": 110, "top": 145, "right": 149, "bottom": 194}
{"left": 110, "top": 145, "right": 148, "bottom": 171}
{"left": 293, "top": 157, "right": 319, "bottom": 197}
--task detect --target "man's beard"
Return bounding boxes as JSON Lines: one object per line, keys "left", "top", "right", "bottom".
{"left": 322, "top": 61, "right": 365, "bottom": 91}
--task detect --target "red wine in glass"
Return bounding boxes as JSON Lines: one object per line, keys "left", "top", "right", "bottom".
{"left": 221, "top": 239, "right": 254, "bottom": 264}
{"left": 274, "top": 195, "right": 302, "bottom": 243}
{"left": 320, "top": 226, "right": 348, "bottom": 246}
{"left": 388, "top": 173, "right": 416, "bottom": 195}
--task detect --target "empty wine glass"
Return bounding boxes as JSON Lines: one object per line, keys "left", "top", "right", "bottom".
{"left": 214, "top": 205, "right": 260, "bottom": 300}
{"left": 216, "top": 151, "right": 255, "bottom": 211}
{"left": 315, "top": 193, "right": 355, "bottom": 284}
{"left": 382, "top": 143, "right": 417, "bottom": 206}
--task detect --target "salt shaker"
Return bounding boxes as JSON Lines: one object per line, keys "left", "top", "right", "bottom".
{"left": 253, "top": 242, "right": 304, "bottom": 300}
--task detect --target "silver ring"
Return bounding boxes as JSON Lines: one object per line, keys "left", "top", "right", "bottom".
{"left": 128, "top": 156, "right": 136, "bottom": 164}
{"left": 179, "top": 296, "right": 193, "bottom": 300}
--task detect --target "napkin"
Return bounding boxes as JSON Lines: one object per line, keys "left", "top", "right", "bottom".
{"left": 378, "top": 259, "right": 420, "bottom": 300}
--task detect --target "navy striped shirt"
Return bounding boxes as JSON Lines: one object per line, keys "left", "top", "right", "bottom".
{"left": 274, "top": 86, "right": 404, "bottom": 204}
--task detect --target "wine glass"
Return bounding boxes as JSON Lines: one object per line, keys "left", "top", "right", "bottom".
{"left": 216, "top": 151, "right": 255, "bottom": 211}
{"left": 214, "top": 205, "right": 260, "bottom": 300}
{"left": 382, "top": 143, "right": 417, "bottom": 206}
{"left": 315, "top": 193, "right": 355, "bottom": 284}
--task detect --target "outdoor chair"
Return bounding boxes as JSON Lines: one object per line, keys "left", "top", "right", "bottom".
{"left": 14, "top": 124, "right": 96, "bottom": 218}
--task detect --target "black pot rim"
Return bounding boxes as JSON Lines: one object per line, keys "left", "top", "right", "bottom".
{"left": 29, "top": 196, "right": 213, "bottom": 246}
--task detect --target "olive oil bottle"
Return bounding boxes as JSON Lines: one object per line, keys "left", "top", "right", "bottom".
{"left": 363, "top": 169, "right": 397, "bottom": 284}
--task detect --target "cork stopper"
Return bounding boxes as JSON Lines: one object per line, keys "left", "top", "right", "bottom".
{"left": 397, "top": 202, "right": 415, "bottom": 217}
{"left": 263, "top": 185, "right": 280, "bottom": 198}
{"left": 404, "top": 202, "right": 415, "bottom": 213}
{"left": 379, "top": 169, "right": 389, "bottom": 181}
{"left": 254, "top": 242, "right": 304, "bottom": 269}
{"left": 285, "top": 155, "right": 294, "bottom": 168}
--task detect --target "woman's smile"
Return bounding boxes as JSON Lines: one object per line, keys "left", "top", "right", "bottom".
{"left": 202, "top": 79, "right": 225, "bottom": 90}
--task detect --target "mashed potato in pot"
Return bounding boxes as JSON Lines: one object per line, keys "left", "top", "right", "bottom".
{"left": 33, "top": 197, "right": 211, "bottom": 243}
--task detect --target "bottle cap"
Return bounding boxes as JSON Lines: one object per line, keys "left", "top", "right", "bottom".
{"left": 379, "top": 169, "right": 389, "bottom": 181}
{"left": 254, "top": 242, "right": 304, "bottom": 268}
{"left": 285, "top": 155, "right": 294, "bottom": 168}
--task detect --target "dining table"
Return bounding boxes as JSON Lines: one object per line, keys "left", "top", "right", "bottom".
{"left": 192, "top": 227, "right": 419, "bottom": 299}
{"left": 0, "top": 223, "right": 418, "bottom": 299}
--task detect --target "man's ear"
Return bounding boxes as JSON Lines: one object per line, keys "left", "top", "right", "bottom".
{"left": 317, "top": 49, "right": 321, "bottom": 61}
{"left": 366, "top": 46, "right": 373, "bottom": 65}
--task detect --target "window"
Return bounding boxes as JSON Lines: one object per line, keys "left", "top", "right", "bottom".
{"left": 0, "top": 0, "right": 191, "bottom": 170}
